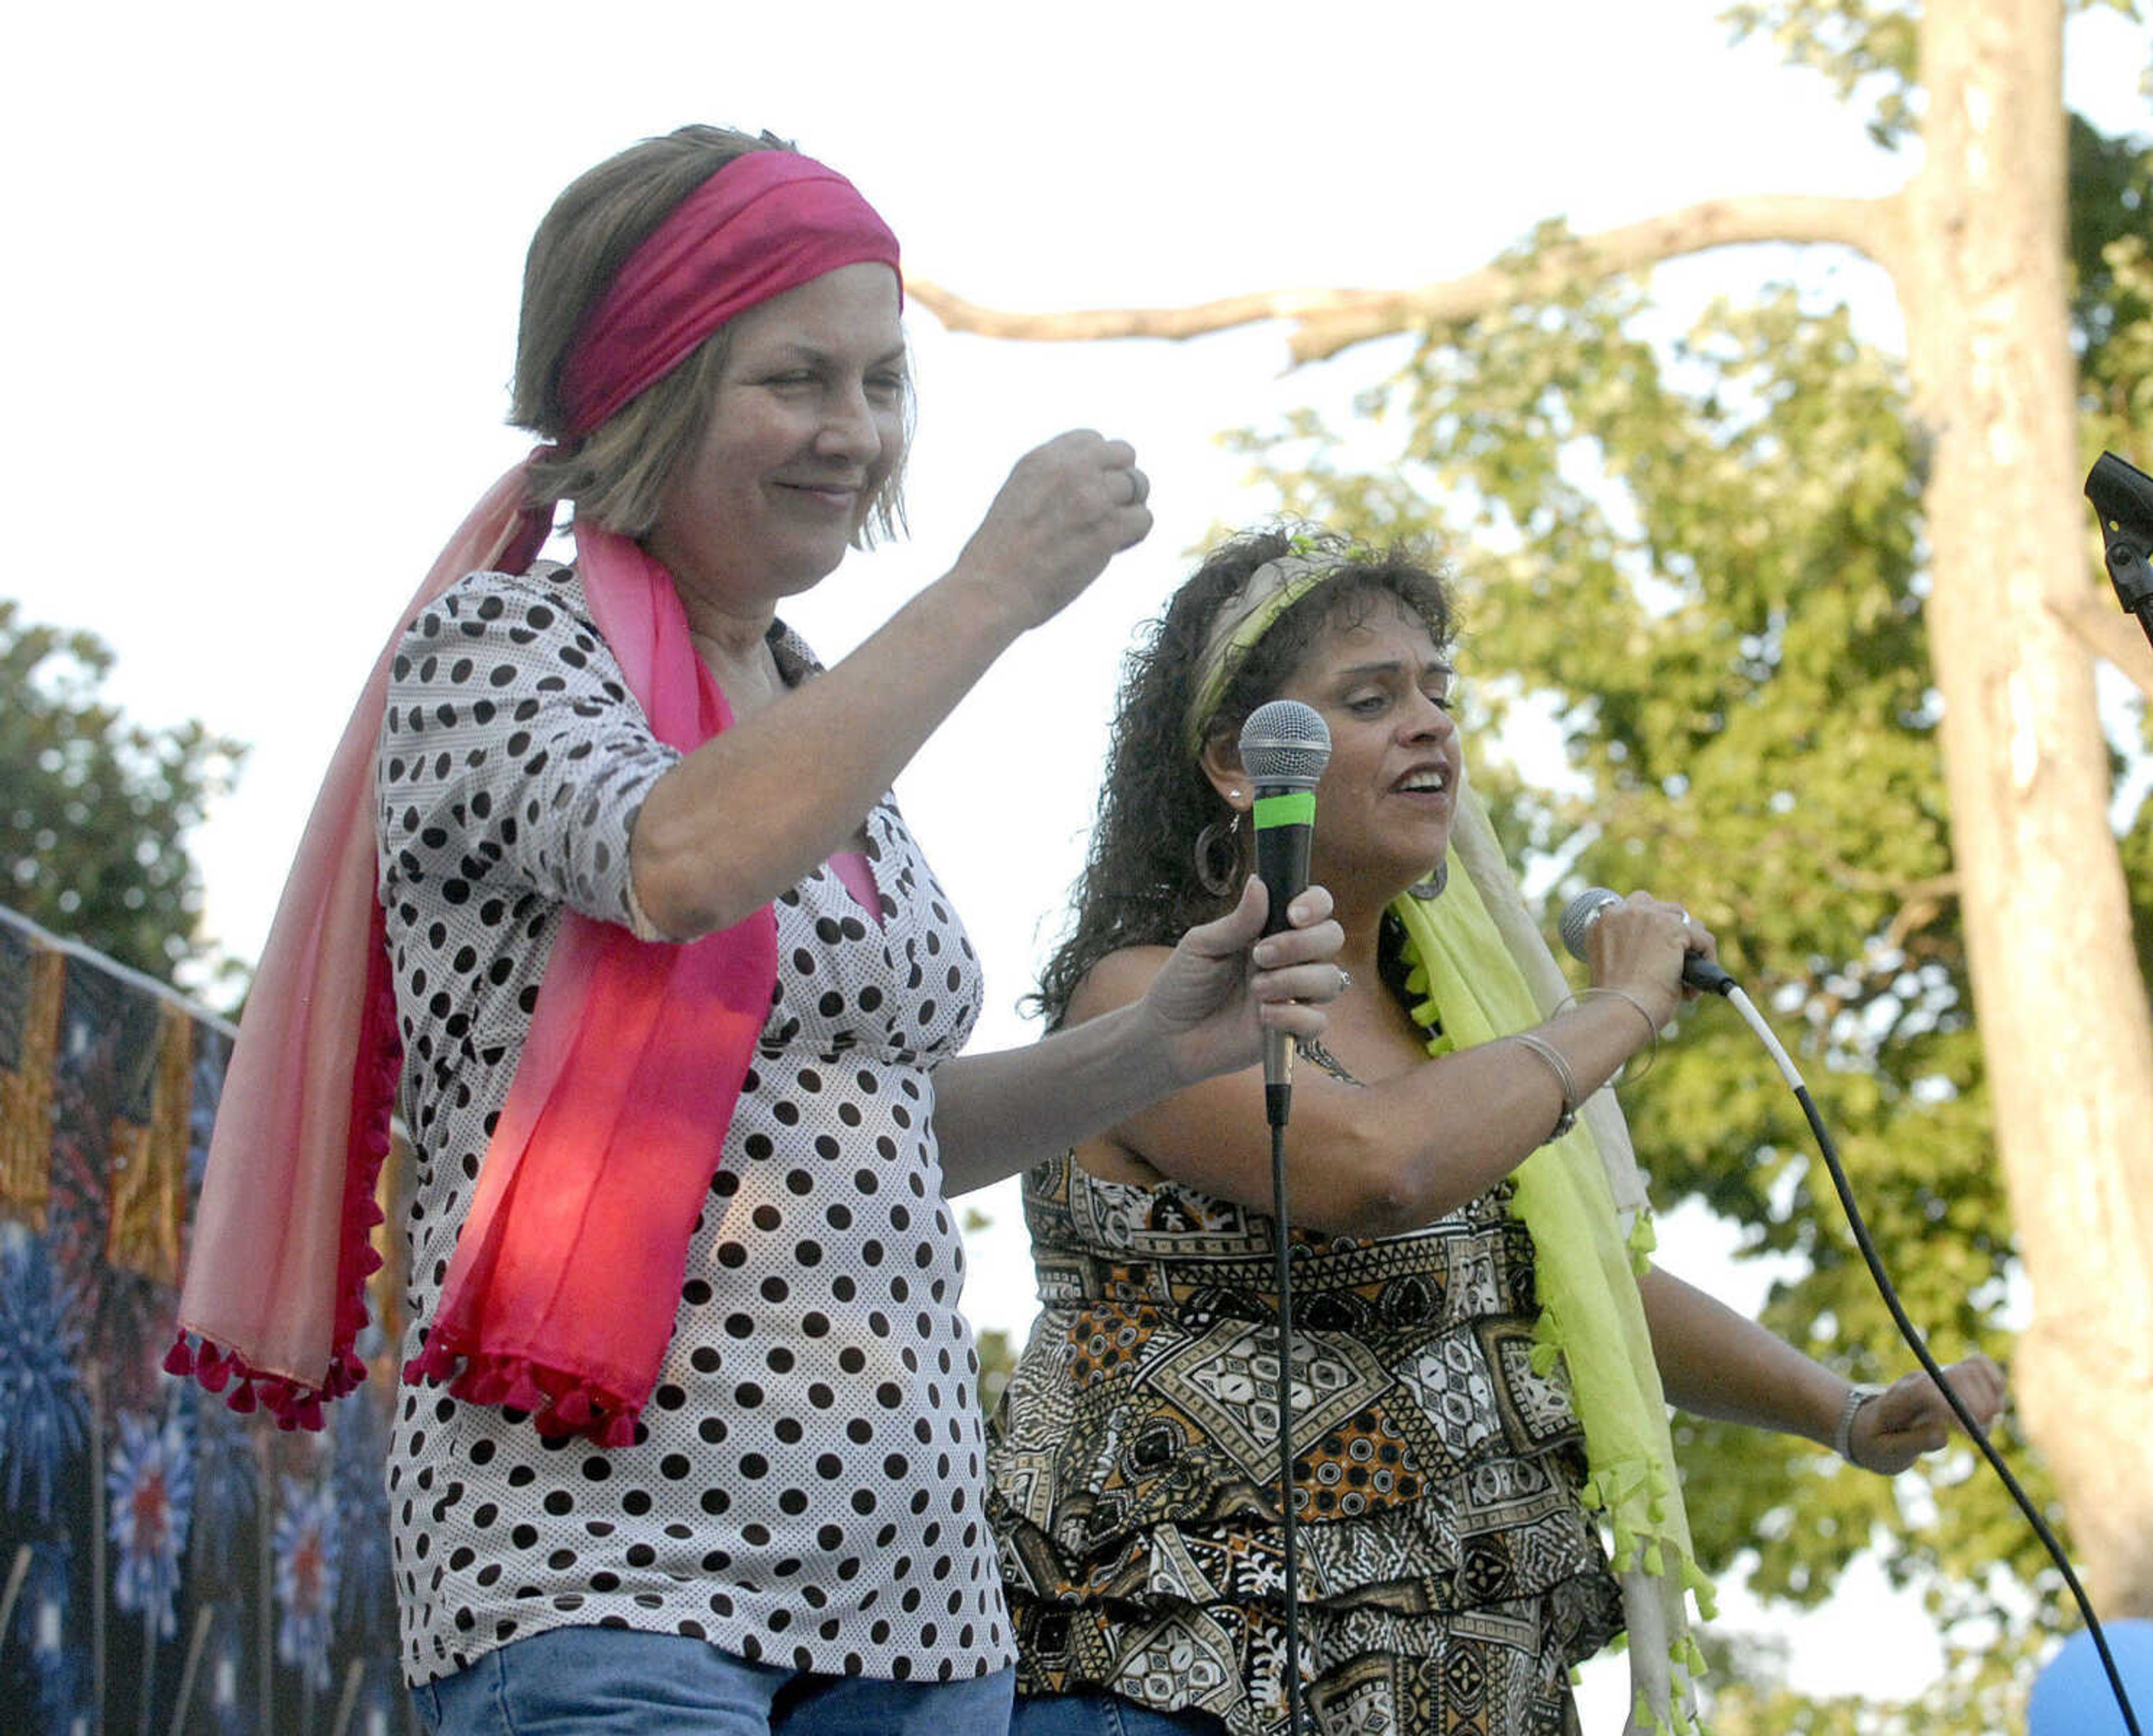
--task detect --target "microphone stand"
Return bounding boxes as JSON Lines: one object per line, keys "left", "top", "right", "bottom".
{"left": 1239, "top": 700, "right": 1329, "bottom": 1734}
{"left": 2085, "top": 451, "right": 2153, "bottom": 651}
{"left": 1264, "top": 1050, "right": 1311, "bottom": 1736}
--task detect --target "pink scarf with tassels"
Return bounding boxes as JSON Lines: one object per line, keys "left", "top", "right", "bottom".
{"left": 170, "top": 146, "right": 901, "bottom": 1446}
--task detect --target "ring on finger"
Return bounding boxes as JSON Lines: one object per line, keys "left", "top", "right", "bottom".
{"left": 1126, "top": 469, "right": 1147, "bottom": 506}
{"left": 1337, "top": 968, "right": 1353, "bottom": 994}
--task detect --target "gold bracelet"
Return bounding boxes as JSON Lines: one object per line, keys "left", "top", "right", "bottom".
{"left": 1511, "top": 1031, "right": 1580, "bottom": 1143}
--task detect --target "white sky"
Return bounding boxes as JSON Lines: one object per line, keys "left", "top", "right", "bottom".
{"left": 10, "top": 1, "right": 2150, "bottom": 1722}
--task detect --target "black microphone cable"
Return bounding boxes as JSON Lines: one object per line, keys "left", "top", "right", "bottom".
{"left": 1563, "top": 888, "right": 2144, "bottom": 1736}
{"left": 1240, "top": 700, "right": 1330, "bottom": 1736}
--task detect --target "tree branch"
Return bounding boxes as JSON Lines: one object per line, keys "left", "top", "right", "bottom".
{"left": 2048, "top": 592, "right": 2153, "bottom": 703}
{"left": 902, "top": 283, "right": 1373, "bottom": 350}
{"left": 912, "top": 192, "right": 1906, "bottom": 365}
{"left": 1880, "top": 876, "right": 1959, "bottom": 956}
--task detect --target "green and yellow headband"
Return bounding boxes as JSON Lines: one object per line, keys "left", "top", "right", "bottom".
{"left": 1183, "top": 543, "right": 1340, "bottom": 756}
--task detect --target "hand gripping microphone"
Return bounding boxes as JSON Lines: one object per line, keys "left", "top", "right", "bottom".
{"left": 1239, "top": 699, "right": 1332, "bottom": 1127}
{"left": 1560, "top": 886, "right": 1736, "bottom": 995}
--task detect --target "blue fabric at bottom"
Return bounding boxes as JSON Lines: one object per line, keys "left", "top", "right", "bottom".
{"left": 411, "top": 1627, "right": 1017, "bottom": 1735}
{"left": 1011, "top": 1691, "right": 1226, "bottom": 1736}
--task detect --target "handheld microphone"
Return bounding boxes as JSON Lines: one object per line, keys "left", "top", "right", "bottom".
{"left": 1560, "top": 886, "right": 1736, "bottom": 996}
{"left": 1239, "top": 700, "right": 1332, "bottom": 1126}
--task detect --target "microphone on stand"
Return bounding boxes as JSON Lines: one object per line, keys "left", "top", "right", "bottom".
{"left": 1239, "top": 700, "right": 1332, "bottom": 1128}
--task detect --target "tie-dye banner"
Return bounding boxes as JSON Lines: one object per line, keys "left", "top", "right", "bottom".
{"left": 0, "top": 905, "right": 413, "bottom": 1735}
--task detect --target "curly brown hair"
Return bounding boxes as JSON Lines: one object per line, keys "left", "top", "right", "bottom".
{"left": 1032, "top": 525, "right": 1459, "bottom": 1027}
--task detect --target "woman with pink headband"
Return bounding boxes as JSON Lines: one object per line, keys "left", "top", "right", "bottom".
{"left": 169, "top": 125, "right": 1342, "bottom": 1735}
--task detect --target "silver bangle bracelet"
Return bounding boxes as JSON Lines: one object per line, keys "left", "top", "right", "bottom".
{"left": 1512, "top": 1031, "right": 1581, "bottom": 1143}
{"left": 1586, "top": 985, "right": 1662, "bottom": 1048}
{"left": 1553, "top": 987, "right": 1663, "bottom": 1085}
{"left": 1832, "top": 1382, "right": 1886, "bottom": 1462}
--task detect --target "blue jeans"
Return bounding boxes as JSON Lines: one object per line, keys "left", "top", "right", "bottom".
{"left": 410, "top": 1626, "right": 1018, "bottom": 1735}
{"left": 1011, "top": 1692, "right": 1225, "bottom": 1736}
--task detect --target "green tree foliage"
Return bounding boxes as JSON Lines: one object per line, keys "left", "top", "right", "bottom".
{"left": 1224, "top": 50, "right": 2151, "bottom": 1736}
{"left": 0, "top": 598, "right": 245, "bottom": 984}
{"left": 1726, "top": 0, "right": 2150, "bottom": 148}
{"left": 1724, "top": 0, "right": 1923, "bottom": 145}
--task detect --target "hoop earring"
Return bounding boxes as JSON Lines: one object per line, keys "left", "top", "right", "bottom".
{"left": 1195, "top": 811, "right": 1245, "bottom": 899}
{"left": 1408, "top": 859, "right": 1449, "bottom": 901}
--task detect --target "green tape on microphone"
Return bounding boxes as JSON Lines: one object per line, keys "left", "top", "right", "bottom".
{"left": 1253, "top": 790, "right": 1315, "bottom": 830}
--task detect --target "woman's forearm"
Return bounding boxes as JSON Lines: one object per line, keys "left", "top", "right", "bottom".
{"left": 1100, "top": 987, "right": 1669, "bottom": 1239}
{"left": 1637, "top": 1262, "right": 1847, "bottom": 1447}
{"left": 631, "top": 576, "right": 1024, "bottom": 938}
{"left": 930, "top": 1002, "right": 1184, "bottom": 1196}
{"left": 635, "top": 431, "right": 1155, "bottom": 941}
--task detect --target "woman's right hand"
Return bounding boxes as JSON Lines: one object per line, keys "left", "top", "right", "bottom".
{"left": 1582, "top": 891, "right": 1710, "bottom": 1024}
{"left": 950, "top": 430, "right": 1152, "bottom": 630}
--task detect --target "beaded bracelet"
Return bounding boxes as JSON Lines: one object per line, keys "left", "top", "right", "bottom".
{"left": 1511, "top": 1032, "right": 1581, "bottom": 1143}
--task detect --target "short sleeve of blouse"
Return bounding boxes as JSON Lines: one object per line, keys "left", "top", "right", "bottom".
{"left": 378, "top": 567, "right": 680, "bottom": 933}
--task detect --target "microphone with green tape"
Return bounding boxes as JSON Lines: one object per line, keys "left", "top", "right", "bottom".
{"left": 1239, "top": 698, "right": 1332, "bottom": 1127}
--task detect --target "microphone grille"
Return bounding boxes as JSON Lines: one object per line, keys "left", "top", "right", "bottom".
{"left": 1239, "top": 700, "right": 1331, "bottom": 791}
{"left": 1558, "top": 887, "right": 1622, "bottom": 962}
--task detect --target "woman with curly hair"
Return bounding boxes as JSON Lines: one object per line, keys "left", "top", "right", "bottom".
{"left": 987, "top": 526, "right": 2003, "bottom": 1736}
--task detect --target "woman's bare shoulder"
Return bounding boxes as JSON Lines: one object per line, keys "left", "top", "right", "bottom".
{"left": 1062, "top": 943, "right": 1175, "bottom": 1027}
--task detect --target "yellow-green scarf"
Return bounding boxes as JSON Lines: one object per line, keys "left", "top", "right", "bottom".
{"left": 1397, "top": 798, "right": 1714, "bottom": 1733}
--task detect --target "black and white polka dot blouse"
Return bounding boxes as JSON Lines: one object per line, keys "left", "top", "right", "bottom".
{"left": 377, "top": 564, "right": 1010, "bottom": 1687}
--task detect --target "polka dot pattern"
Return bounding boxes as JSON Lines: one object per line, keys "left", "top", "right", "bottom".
{"left": 377, "top": 566, "right": 1010, "bottom": 1687}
